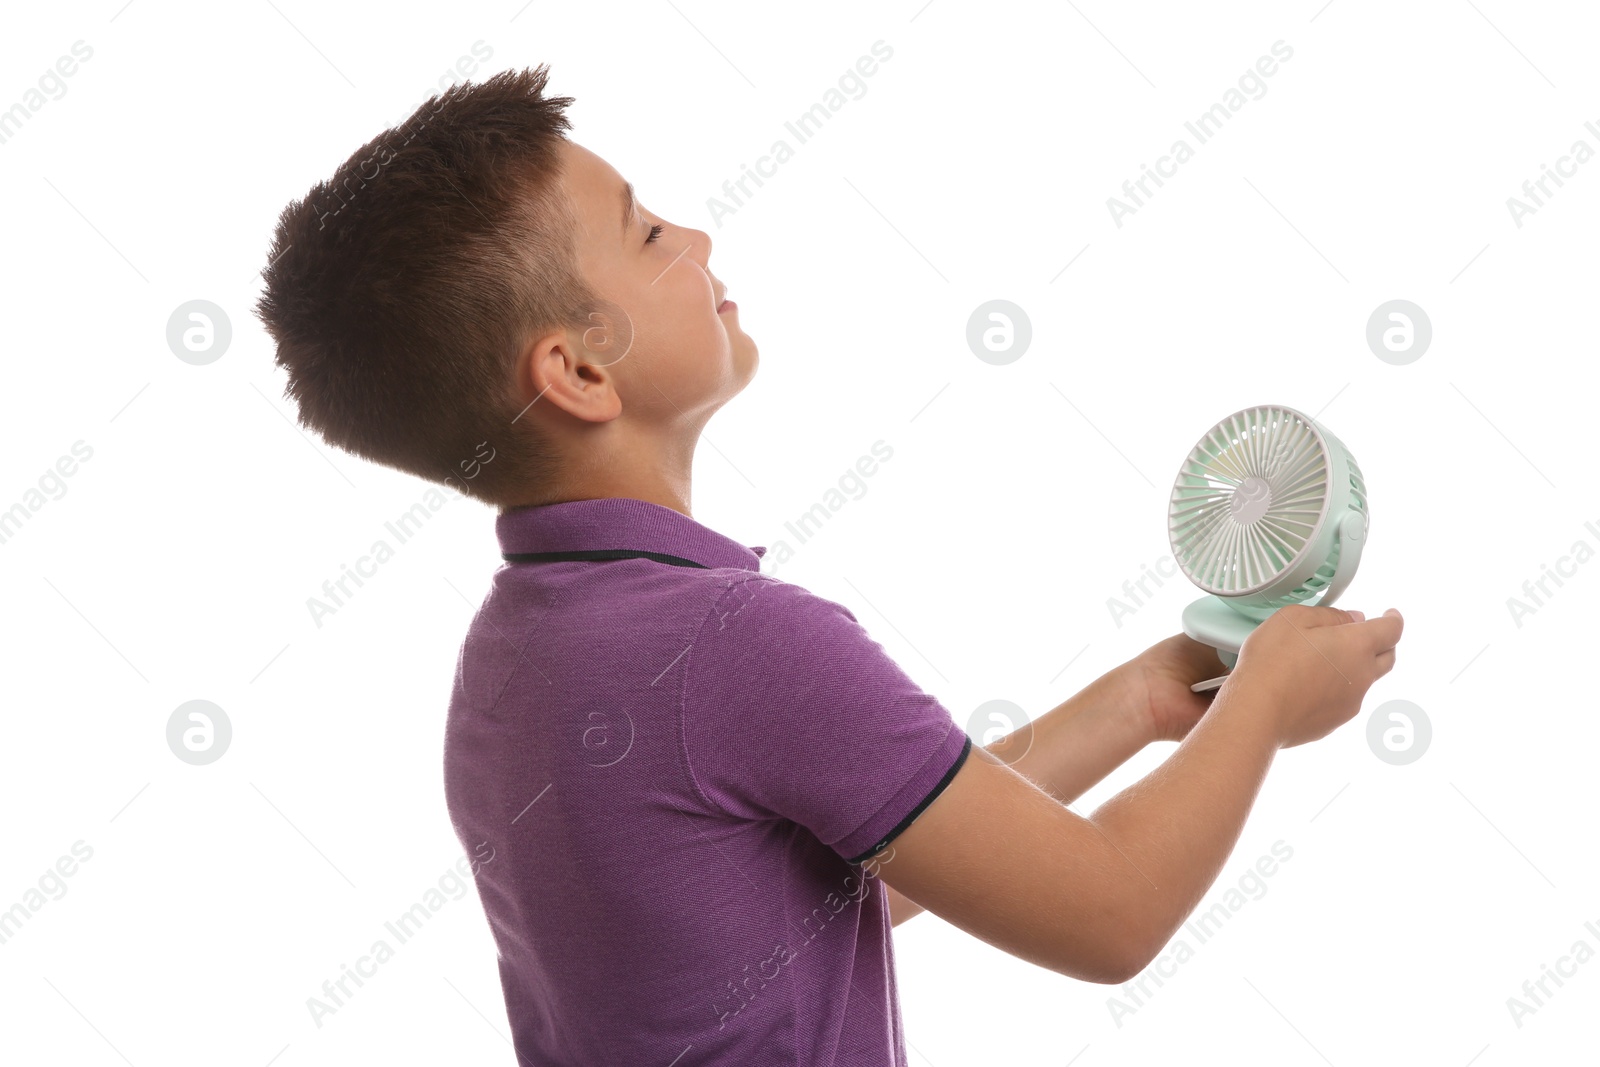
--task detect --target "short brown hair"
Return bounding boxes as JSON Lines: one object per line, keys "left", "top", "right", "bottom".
{"left": 253, "top": 64, "right": 596, "bottom": 508}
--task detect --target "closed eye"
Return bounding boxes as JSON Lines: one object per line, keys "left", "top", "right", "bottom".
{"left": 646, "top": 223, "right": 664, "bottom": 244}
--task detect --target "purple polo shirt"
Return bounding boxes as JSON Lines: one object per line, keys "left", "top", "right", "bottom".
{"left": 442, "top": 496, "right": 971, "bottom": 1066}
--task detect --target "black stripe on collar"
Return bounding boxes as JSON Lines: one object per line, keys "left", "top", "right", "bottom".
{"left": 501, "top": 548, "right": 709, "bottom": 569}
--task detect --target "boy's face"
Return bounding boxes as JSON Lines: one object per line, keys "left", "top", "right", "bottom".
{"left": 523, "top": 140, "right": 756, "bottom": 459}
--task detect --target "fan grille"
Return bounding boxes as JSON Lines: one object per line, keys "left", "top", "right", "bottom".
{"left": 1168, "top": 406, "right": 1331, "bottom": 597}
{"left": 1273, "top": 451, "right": 1368, "bottom": 606}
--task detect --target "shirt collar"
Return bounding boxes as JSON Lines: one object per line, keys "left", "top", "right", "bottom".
{"left": 496, "top": 497, "right": 766, "bottom": 572}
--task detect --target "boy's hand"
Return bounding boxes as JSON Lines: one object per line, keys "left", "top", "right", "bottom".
{"left": 1231, "top": 605, "right": 1404, "bottom": 749}
{"left": 1129, "top": 632, "right": 1230, "bottom": 744}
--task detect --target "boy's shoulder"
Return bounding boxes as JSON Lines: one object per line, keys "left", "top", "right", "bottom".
{"left": 699, "top": 570, "right": 861, "bottom": 637}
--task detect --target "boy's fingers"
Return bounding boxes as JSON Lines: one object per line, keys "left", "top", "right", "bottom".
{"left": 1290, "top": 605, "right": 1359, "bottom": 628}
{"left": 1361, "top": 610, "right": 1404, "bottom": 652}
{"left": 1285, "top": 606, "right": 1403, "bottom": 645}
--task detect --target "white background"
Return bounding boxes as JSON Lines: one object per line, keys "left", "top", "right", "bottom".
{"left": 2, "top": 1, "right": 1597, "bottom": 1064}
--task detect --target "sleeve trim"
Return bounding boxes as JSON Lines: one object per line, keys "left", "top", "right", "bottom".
{"left": 844, "top": 733, "right": 972, "bottom": 866}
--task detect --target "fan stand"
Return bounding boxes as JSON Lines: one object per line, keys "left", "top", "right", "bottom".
{"left": 1181, "top": 596, "right": 1258, "bottom": 692}
{"left": 1180, "top": 509, "right": 1368, "bottom": 692}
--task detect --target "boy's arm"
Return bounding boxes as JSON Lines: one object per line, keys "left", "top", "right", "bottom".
{"left": 885, "top": 661, "right": 1152, "bottom": 927}
{"left": 876, "top": 674, "right": 1281, "bottom": 982}
{"left": 872, "top": 606, "right": 1400, "bottom": 980}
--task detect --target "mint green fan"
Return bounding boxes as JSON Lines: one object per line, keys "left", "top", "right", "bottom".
{"left": 1168, "top": 404, "right": 1369, "bottom": 693}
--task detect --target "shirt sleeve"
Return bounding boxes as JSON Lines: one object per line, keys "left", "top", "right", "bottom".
{"left": 679, "top": 574, "right": 973, "bottom": 865}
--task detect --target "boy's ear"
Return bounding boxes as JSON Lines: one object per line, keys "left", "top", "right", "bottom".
{"left": 518, "top": 324, "right": 625, "bottom": 424}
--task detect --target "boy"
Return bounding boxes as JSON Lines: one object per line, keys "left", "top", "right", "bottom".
{"left": 254, "top": 66, "right": 1405, "bottom": 1065}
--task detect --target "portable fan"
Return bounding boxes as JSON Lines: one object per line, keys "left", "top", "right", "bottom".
{"left": 1167, "top": 404, "right": 1369, "bottom": 693}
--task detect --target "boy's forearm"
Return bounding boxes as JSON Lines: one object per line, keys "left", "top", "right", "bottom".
{"left": 1086, "top": 678, "right": 1279, "bottom": 969}
{"left": 1002, "top": 663, "right": 1154, "bottom": 806}
{"left": 886, "top": 664, "right": 1154, "bottom": 927}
